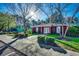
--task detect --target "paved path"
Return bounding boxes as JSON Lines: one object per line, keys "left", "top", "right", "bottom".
{"left": 0, "top": 35, "right": 79, "bottom": 56}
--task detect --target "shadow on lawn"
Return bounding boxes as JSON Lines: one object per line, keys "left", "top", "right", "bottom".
{"left": 37, "top": 40, "right": 67, "bottom": 54}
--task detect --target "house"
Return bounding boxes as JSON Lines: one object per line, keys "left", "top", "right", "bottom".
{"left": 16, "top": 16, "right": 24, "bottom": 26}
{"left": 15, "top": 16, "right": 24, "bottom": 32}
{"left": 32, "top": 23, "right": 68, "bottom": 34}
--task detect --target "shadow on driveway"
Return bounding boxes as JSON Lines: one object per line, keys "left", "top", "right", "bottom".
{"left": 37, "top": 40, "right": 67, "bottom": 54}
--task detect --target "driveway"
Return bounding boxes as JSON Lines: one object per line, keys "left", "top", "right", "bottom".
{"left": 0, "top": 35, "right": 79, "bottom": 56}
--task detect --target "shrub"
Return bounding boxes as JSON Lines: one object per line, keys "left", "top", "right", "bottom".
{"left": 27, "top": 29, "right": 32, "bottom": 36}
{"left": 38, "top": 35, "right": 46, "bottom": 43}
{"left": 67, "top": 26, "right": 79, "bottom": 37}
{"left": 38, "top": 35, "right": 55, "bottom": 45}
{"left": 69, "top": 27, "right": 78, "bottom": 33}
{"left": 25, "top": 33, "right": 28, "bottom": 37}
{"left": 46, "top": 37, "right": 55, "bottom": 43}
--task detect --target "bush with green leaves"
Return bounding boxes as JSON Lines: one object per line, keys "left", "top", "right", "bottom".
{"left": 38, "top": 35, "right": 55, "bottom": 44}
{"left": 38, "top": 35, "right": 46, "bottom": 43}
{"left": 46, "top": 37, "right": 55, "bottom": 43}
{"left": 67, "top": 26, "right": 79, "bottom": 36}
{"left": 27, "top": 29, "right": 32, "bottom": 36}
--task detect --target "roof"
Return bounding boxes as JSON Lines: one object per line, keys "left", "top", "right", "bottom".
{"left": 31, "top": 23, "right": 69, "bottom": 28}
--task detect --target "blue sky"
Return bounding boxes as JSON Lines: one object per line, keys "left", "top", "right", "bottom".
{"left": 0, "top": 3, "right": 79, "bottom": 20}
{"left": 0, "top": 3, "right": 48, "bottom": 20}
{"left": 0, "top": 3, "right": 8, "bottom": 12}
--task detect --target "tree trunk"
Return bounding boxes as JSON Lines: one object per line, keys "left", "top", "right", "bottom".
{"left": 0, "top": 23, "right": 5, "bottom": 32}
{"left": 61, "top": 24, "right": 64, "bottom": 39}
{"left": 7, "top": 19, "right": 10, "bottom": 32}
{"left": 23, "top": 17, "right": 28, "bottom": 36}
{"left": 64, "top": 26, "right": 69, "bottom": 37}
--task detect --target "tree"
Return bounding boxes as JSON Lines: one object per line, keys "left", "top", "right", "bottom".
{"left": 34, "top": 4, "right": 50, "bottom": 21}
{"left": 36, "top": 3, "right": 72, "bottom": 38}
{"left": 6, "top": 3, "right": 39, "bottom": 36}
{"left": 0, "top": 12, "right": 16, "bottom": 32}
{"left": 48, "top": 4, "right": 72, "bottom": 38}
{"left": 31, "top": 19, "right": 38, "bottom": 26}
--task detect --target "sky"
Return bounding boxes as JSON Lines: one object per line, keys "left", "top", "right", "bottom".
{"left": 0, "top": 3, "right": 48, "bottom": 21}
{"left": 0, "top": 3, "right": 8, "bottom": 12}
{"left": 0, "top": 3, "right": 79, "bottom": 21}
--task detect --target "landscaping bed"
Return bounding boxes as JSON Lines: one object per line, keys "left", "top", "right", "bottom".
{"left": 38, "top": 35, "right": 55, "bottom": 46}
{"left": 43, "top": 34, "right": 79, "bottom": 52}
{"left": 37, "top": 35, "right": 67, "bottom": 54}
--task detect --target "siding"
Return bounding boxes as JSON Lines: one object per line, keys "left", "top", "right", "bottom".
{"left": 32, "top": 27, "right": 36, "bottom": 33}
{"left": 32, "top": 25, "right": 67, "bottom": 34}
{"left": 60, "top": 26, "right": 67, "bottom": 35}
{"left": 45, "top": 26, "right": 56, "bottom": 34}
{"left": 38, "top": 27, "right": 41, "bottom": 34}
{"left": 41, "top": 27, "right": 44, "bottom": 34}
{"left": 63, "top": 26, "right": 67, "bottom": 34}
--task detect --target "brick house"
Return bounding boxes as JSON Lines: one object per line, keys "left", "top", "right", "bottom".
{"left": 32, "top": 23, "right": 68, "bottom": 34}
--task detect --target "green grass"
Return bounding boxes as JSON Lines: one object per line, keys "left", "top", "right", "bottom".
{"left": 47, "top": 34, "right": 79, "bottom": 52}
{"left": 55, "top": 39, "right": 79, "bottom": 52}
{"left": 47, "top": 34, "right": 59, "bottom": 38}
{"left": 37, "top": 34, "right": 79, "bottom": 52}
{"left": 71, "top": 38, "right": 79, "bottom": 43}
{"left": 47, "top": 34, "right": 79, "bottom": 43}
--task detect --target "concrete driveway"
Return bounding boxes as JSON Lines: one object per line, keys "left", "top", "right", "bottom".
{"left": 0, "top": 35, "right": 79, "bottom": 56}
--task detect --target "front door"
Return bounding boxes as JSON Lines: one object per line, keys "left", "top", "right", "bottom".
{"left": 56, "top": 26, "right": 61, "bottom": 34}
{"left": 36, "top": 27, "right": 38, "bottom": 33}
{"left": 44, "top": 27, "right": 50, "bottom": 34}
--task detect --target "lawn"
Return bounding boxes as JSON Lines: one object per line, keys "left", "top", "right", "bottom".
{"left": 47, "top": 34, "right": 59, "bottom": 38}
{"left": 47, "top": 34, "right": 79, "bottom": 43}
{"left": 55, "top": 39, "right": 79, "bottom": 52}
{"left": 71, "top": 38, "right": 79, "bottom": 43}
{"left": 47, "top": 34, "right": 79, "bottom": 52}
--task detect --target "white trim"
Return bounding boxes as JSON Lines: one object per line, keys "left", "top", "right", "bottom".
{"left": 31, "top": 23, "right": 69, "bottom": 28}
